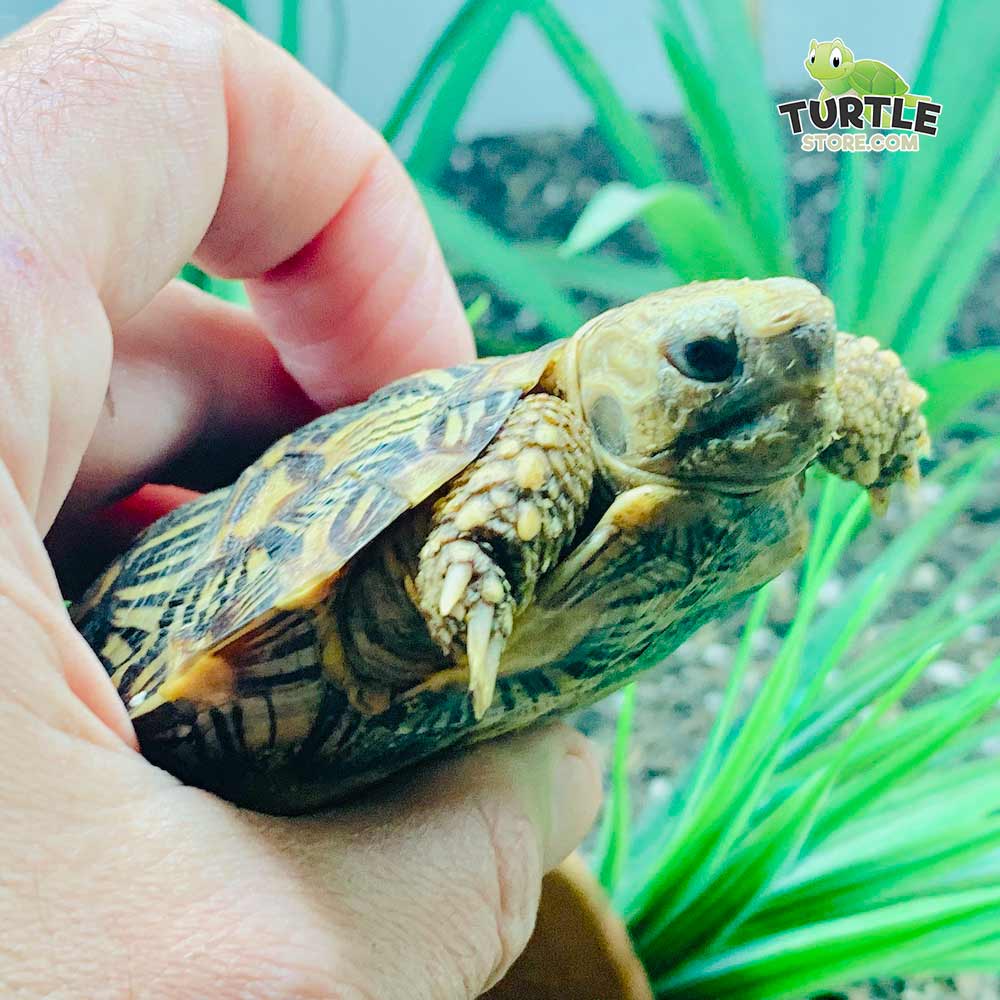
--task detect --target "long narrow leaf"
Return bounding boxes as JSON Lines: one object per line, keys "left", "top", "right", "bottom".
{"left": 862, "top": 87, "right": 1000, "bottom": 348}
{"left": 560, "top": 182, "right": 746, "bottom": 278}
{"left": 656, "top": 0, "right": 792, "bottom": 275}
{"left": 826, "top": 154, "right": 867, "bottom": 331}
{"left": 383, "top": 0, "right": 492, "bottom": 143}
{"left": 897, "top": 173, "right": 1000, "bottom": 370}
{"left": 420, "top": 184, "right": 583, "bottom": 340}
{"left": 528, "top": 1, "right": 753, "bottom": 279}
{"left": 595, "top": 683, "right": 637, "bottom": 893}
{"left": 528, "top": 1, "right": 666, "bottom": 188}
{"left": 918, "top": 349, "right": 1000, "bottom": 430}
{"left": 407, "top": 4, "right": 517, "bottom": 181}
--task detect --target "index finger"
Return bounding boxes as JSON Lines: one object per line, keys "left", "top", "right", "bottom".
{"left": 1, "top": 0, "right": 473, "bottom": 525}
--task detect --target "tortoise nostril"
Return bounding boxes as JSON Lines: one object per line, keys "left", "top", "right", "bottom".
{"left": 669, "top": 335, "right": 739, "bottom": 383}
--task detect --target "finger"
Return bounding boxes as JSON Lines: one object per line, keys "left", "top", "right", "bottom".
{"left": 245, "top": 156, "right": 474, "bottom": 409}
{"left": 62, "top": 280, "right": 317, "bottom": 517}
{"left": 260, "top": 724, "right": 603, "bottom": 999}
{"left": 0, "top": 0, "right": 473, "bottom": 534}
{"left": 45, "top": 276, "right": 316, "bottom": 596}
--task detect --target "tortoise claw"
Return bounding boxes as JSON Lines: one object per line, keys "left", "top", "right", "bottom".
{"left": 439, "top": 562, "right": 473, "bottom": 617}
{"left": 868, "top": 486, "right": 891, "bottom": 517}
{"left": 466, "top": 604, "right": 505, "bottom": 720}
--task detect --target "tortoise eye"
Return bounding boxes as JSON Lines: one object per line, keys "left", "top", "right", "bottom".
{"left": 830, "top": 46, "right": 842, "bottom": 68}
{"left": 668, "top": 335, "right": 739, "bottom": 383}
{"left": 809, "top": 48, "right": 816, "bottom": 63}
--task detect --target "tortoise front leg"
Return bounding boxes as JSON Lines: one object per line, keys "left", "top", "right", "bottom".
{"left": 412, "top": 393, "right": 594, "bottom": 717}
{"left": 820, "top": 332, "right": 930, "bottom": 512}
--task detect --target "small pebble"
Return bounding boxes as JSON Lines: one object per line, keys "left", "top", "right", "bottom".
{"left": 911, "top": 562, "right": 942, "bottom": 591}
{"left": 449, "top": 147, "right": 473, "bottom": 172}
{"left": 963, "top": 624, "right": 989, "bottom": 644}
{"left": 954, "top": 592, "right": 977, "bottom": 615}
{"left": 646, "top": 776, "right": 673, "bottom": 803}
{"left": 926, "top": 659, "right": 968, "bottom": 687}
{"left": 819, "top": 577, "right": 845, "bottom": 606}
{"left": 514, "top": 307, "right": 540, "bottom": 333}
{"left": 751, "top": 627, "right": 778, "bottom": 653}
{"left": 541, "top": 179, "right": 569, "bottom": 208}
{"left": 702, "top": 643, "right": 733, "bottom": 670}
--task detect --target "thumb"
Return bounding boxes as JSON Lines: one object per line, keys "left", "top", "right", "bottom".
{"left": 264, "top": 723, "right": 602, "bottom": 999}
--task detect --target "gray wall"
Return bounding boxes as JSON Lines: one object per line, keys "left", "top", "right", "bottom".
{"left": 3, "top": 1, "right": 937, "bottom": 136}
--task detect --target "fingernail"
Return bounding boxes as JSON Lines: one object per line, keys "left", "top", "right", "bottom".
{"left": 543, "top": 730, "right": 603, "bottom": 872}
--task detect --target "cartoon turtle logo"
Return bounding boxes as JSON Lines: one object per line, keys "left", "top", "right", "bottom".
{"left": 805, "top": 39, "right": 928, "bottom": 124}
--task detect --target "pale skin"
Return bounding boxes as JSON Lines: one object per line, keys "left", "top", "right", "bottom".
{"left": 0, "top": 2, "right": 602, "bottom": 998}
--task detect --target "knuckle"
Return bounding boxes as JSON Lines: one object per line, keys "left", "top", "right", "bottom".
{"left": 0, "top": 0, "right": 225, "bottom": 152}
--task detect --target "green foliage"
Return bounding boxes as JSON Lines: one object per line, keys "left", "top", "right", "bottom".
{"left": 201, "top": 0, "right": 998, "bottom": 433}
{"left": 596, "top": 446, "right": 1000, "bottom": 997}
{"left": 559, "top": 181, "right": 749, "bottom": 278}
{"left": 656, "top": 0, "right": 793, "bottom": 276}
{"left": 852, "top": 0, "right": 1000, "bottom": 365}
{"left": 180, "top": 264, "right": 249, "bottom": 308}
{"left": 420, "top": 184, "right": 583, "bottom": 344}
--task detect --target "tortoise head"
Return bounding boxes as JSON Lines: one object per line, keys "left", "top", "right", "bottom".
{"left": 806, "top": 38, "right": 855, "bottom": 82}
{"left": 563, "top": 277, "right": 842, "bottom": 493}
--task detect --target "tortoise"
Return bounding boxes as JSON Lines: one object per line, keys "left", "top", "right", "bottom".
{"left": 73, "top": 277, "right": 930, "bottom": 815}
{"left": 805, "top": 39, "right": 929, "bottom": 125}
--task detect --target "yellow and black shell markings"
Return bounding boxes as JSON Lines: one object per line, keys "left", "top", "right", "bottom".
{"left": 72, "top": 346, "right": 561, "bottom": 726}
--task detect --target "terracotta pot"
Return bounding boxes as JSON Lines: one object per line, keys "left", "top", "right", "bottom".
{"left": 483, "top": 852, "right": 654, "bottom": 1000}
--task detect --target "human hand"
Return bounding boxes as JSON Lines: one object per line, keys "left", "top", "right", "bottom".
{"left": 0, "top": 2, "right": 601, "bottom": 997}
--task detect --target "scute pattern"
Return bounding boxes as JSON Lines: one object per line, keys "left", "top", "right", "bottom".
{"left": 167, "top": 349, "right": 559, "bottom": 667}
{"left": 73, "top": 346, "right": 559, "bottom": 714}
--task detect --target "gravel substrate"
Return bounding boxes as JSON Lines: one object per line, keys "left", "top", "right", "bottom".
{"left": 436, "top": 104, "right": 1000, "bottom": 999}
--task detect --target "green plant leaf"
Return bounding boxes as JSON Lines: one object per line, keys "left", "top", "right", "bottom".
{"left": 857, "top": 0, "right": 1000, "bottom": 356}
{"left": 606, "top": 434, "right": 1000, "bottom": 996}
{"left": 595, "top": 683, "right": 637, "bottom": 894}
{"left": 515, "top": 244, "right": 678, "bottom": 300}
{"left": 560, "top": 182, "right": 748, "bottom": 279}
{"left": 656, "top": 886, "right": 1000, "bottom": 999}
{"left": 204, "top": 275, "right": 250, "bottom": 307}
{"left": 655, "top": 0, "right": 793, "bottom": 275}
{"left": 383, "top": 0, "right": 490, "bottom": 143}
{"left": 180, "top": 262, "right": 209, "bottom": 291}
{"left": 220, "top": 0, "right": 249, "bottom": 20}
{"left": 825, "top": 154, "right": 867, "bottom": 331}
{"left": 861, "top": 86, "right": 1000, "bottom": 351}
{"left": 406, "top": 3, "right": 518, "bottom": 181}
{"left": 280, "top": 0, "right": 301, "bottom": 55}
{"left": 527, "top": 1, "right": 754, "bottom": 279}
{"left": 527, "top": 1, "right": 666, "bottom": 188}
{"left": 464, "top": 292, "right": 491, "bottom": 328}
{"left": 896, "top": 172, "right": 1000, "bottom": 371}
{"left": 420, "top": 183, "right": 583, "bottom": 341}
{"left": 917, "top": 349, "right": 1000, "bottom": 430}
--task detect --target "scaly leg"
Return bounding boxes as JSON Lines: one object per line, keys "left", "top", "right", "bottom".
{"left": 411, "top": 393, "right": 594, "bottom": 718}
{"left": 820, "top": 332, "right": 930, "bottom": 512}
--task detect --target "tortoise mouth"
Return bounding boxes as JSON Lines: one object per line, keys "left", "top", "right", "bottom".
{"left": 644, "top": 389, "right": 835, "bottom": 493}
{"left": 669, "top": 382, "right": 824, "bottom": 456}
